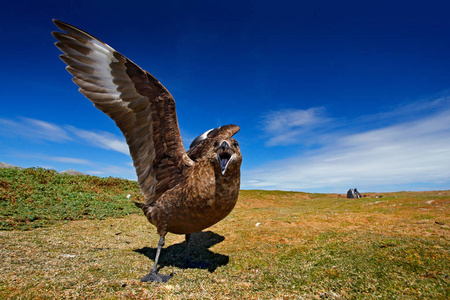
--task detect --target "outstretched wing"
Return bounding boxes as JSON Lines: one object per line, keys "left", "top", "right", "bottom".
{"left": 52, "top": 20, "right": 193, "bottom": 202}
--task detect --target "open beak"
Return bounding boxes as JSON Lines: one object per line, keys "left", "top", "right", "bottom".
{"left": 216, "top": 141, "right": 234, "bottom": 175}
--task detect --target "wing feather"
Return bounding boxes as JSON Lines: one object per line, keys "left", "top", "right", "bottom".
{"left": 53, "top": 20, "right": 193, "bottom": 202}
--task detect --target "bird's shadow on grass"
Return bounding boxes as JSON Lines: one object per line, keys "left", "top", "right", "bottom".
{"left": 134, "top": 231, "right": 229, "bottom": 273}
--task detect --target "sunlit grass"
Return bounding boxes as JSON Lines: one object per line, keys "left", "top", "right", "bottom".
{"left": 0, "top": 167, "right": 449, "bottom": 298}
{"left": 0, "top": 167, "right": 141, "bottom": 230}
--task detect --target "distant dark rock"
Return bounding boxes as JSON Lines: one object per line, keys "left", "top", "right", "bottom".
{"left": 59, "top": 169, "right": 86, "bottom": 176}
{"left": 1, "top": 163, "right": 86, "bottom": 176}
{"left": 346, "top": 189, "right": 354, "bottom": 198}
{"left": 0, "top": 162, "right": 24, "bottom": 170}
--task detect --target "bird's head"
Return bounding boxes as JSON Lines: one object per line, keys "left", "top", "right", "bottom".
{"left": 211, "top": 137, "right": 242, "bottom": 176}
{"left": 187, "top": 124, "right": 242, "bottom": 176}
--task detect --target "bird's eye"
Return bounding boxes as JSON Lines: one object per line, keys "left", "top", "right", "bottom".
{"left": 234, "top": 142, "right": 239, "bottom": 148}
{"left": 214, "top": 141, "right": 219, "bottom": 147}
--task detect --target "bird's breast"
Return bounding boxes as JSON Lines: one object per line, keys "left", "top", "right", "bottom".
{"left": 163, "top": 169, "right": 240, "bottom": 234}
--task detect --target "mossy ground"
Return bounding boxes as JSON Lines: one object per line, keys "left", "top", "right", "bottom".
{"left": 1, "top": 168, "right": 449, "bottom": 299}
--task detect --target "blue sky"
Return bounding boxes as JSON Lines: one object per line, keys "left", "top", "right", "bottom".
{"left": 1, "top": 0, "right": 450, "bottom": 193}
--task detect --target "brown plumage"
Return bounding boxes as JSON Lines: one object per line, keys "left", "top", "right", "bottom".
{"left": 52, "top": 20, "right": 242, "bottom": 282}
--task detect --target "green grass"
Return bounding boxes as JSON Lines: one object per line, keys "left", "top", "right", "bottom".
{"left": 0, "top": 167, "right": 449, "bottom": 299}
{"left": 0, "top": 167, "right": 141, "bottom": 230}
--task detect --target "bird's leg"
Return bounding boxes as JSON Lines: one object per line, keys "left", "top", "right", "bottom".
{"left": 141, "top": 235, "right": 173, "bottom": 282}
{"left": 182, "top": 233, "right": 211, "bottom": 269}
{"left": 183, "top": 234, "right": 192, "bottom": 266}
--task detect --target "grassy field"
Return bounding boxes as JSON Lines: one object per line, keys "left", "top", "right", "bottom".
{"left": 0, "top": 167, "right": 142, "bottom": 230}
{"left": 0, "top": 168, "right": 449, "bottom": 299}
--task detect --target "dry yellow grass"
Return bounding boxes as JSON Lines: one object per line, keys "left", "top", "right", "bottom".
{"left": 1, "top": 190, "right": 449, "bottom": 299}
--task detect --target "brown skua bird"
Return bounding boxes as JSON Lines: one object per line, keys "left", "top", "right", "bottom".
{"left": 52, "top": 20, "right": 242, "bottom": 282}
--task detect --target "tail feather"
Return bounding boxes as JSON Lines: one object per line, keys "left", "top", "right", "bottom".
{"left": 133, "top": 201, "right": 154, "bottom": 223}
{"left": 133, "top": 201, "right": 145, "bottom": 208}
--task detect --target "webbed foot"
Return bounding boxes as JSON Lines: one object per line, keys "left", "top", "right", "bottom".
{"left": 140, "top": 271, "right": 173, "bottom": 283}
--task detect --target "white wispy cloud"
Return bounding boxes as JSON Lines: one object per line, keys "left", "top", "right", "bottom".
{"left": 354, "top": 93, "right": 450, "bottom": 126}
{"left": 0, "top": 117, "right": 72, "bottom": 142}
{"left": 48, "top": 156, "right": 93, "bottom": 165}
{"left": 244, "top": 104, "right": 450, "bottom": 192}
{"left": 67, "top": 127, "right": 129, "bottom": 155}
{"left": 261, "top": 107, "right": 331, "bottom": 146}
{"left": 9, "top": 153, "right": 94, "bottom": 167}
{"left": 0, "top": 117, "right": 129, "bottom": 156}
{"left": 84, "top": 163, "right": 136, "bottom": 180}
{"left": 0, "top": 117, "right": 132, "bottom": 179}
